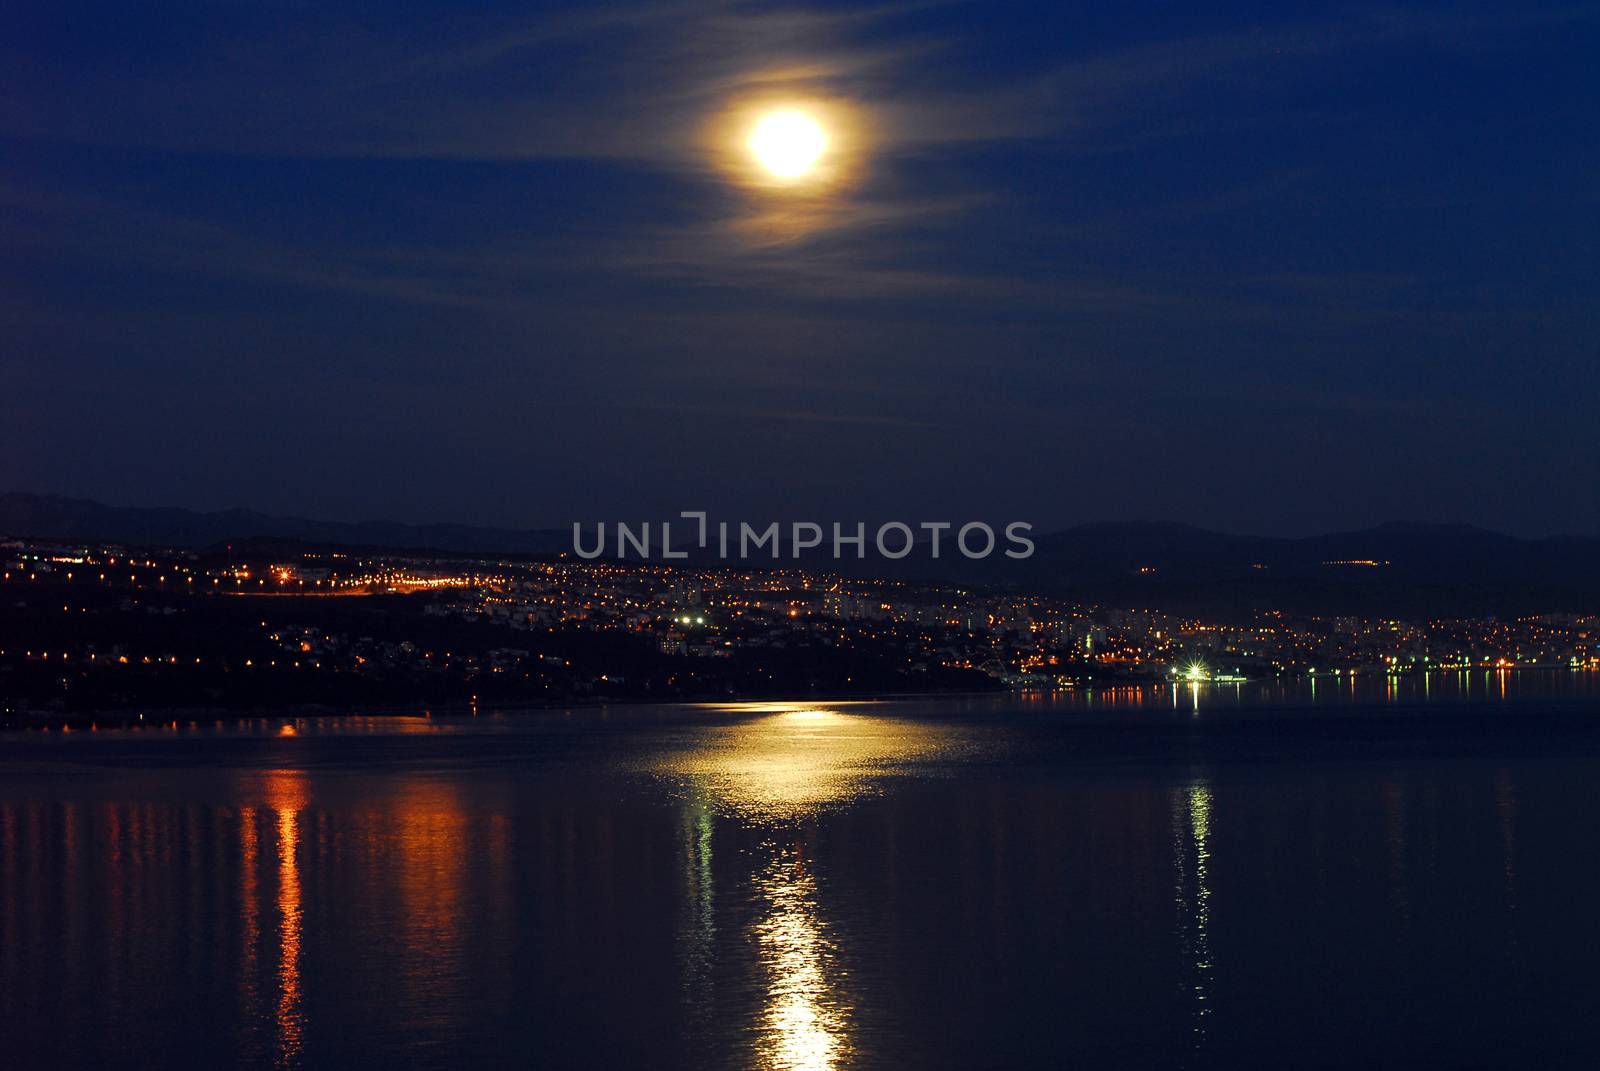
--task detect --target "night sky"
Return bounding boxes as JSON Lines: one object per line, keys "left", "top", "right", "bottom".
{"left": 5, "top": 1, "right": 1597, "bottom": 536}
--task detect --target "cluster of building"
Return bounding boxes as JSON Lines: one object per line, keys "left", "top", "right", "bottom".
{"left": 2, "top": 536, "right": 1598, "bottom": 717}
{"left": 422, "top": 557, "right": 1600, "bottom": 683}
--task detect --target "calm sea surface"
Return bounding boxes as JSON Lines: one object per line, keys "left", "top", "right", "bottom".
{"left": 5, "top": 673, "right": 1600, "bottom": 1070}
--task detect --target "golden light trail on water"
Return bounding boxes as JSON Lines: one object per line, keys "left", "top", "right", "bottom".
{"left": 663, "top": 705, "right": 952, "bottom": 822}
{"left": 755, "top": 848, "right": 848, "bottom": 1071}
{"left": 655, "top": 704, "right": 986, "bottom": 1069}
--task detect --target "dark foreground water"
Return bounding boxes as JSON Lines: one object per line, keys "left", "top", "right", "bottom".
{"left": 5, "top": 673, "right": 1600, "bottom": 1070}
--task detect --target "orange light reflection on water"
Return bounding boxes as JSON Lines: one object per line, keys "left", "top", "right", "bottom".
{"left": 262, "top": 771, "right": 308, "bottom": 1069}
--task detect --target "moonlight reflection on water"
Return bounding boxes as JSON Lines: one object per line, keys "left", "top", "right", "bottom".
{"left": 650, "top": 705, "right": 983, "bottom": 823}
{"left": 649, "top": 705, "right": 989, "bottom": 1069}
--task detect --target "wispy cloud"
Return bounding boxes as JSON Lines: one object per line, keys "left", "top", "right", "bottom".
{"left": 17, "top": 2, "right": 1579, "bottom": 163}
{"left": 7, "top": 2, "right": 1595, "bottom": 314}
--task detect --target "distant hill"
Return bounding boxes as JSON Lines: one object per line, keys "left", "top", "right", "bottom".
{"left": 0, "top": 492, "right": 569, "bottom": 556}
{"left": 3, "top": 493, "right": 1597, "bottom": 615}
{"left": 930, "top": 520, "right": 1600, "bottom": 617}
{"left": 987, "top": 520, "right": 1589, "bottom": 586}
{"left": 692, "top": 519, "right": 1600, "bottom": 616}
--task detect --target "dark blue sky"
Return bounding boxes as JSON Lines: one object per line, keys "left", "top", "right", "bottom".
{"left": 4, "top": 1, "right": 1597, "bottom": 535}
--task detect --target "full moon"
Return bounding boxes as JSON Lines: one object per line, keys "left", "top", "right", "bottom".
{"left": 748, "top": 110, "right": 828, "bottom": 180}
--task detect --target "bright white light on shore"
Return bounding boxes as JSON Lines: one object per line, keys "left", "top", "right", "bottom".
{"left": 749, "top": 110, "right": 827, "bottom": 179}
